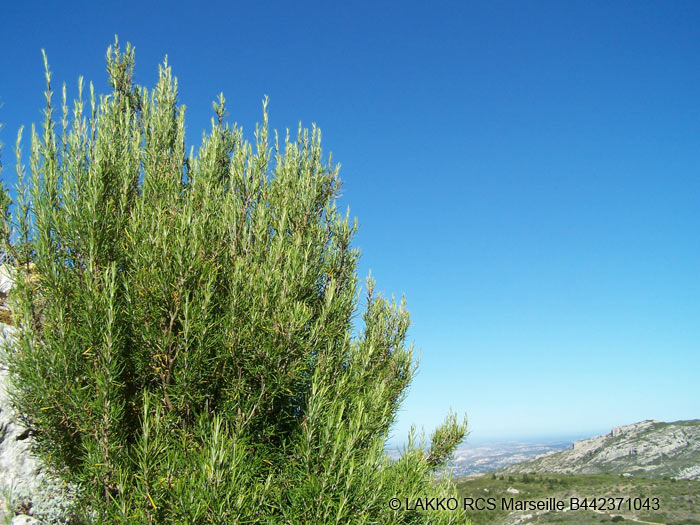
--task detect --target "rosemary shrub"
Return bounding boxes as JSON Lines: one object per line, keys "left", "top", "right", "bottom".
{"left": 1, "top": 39, "right": 468, "bottom": 524}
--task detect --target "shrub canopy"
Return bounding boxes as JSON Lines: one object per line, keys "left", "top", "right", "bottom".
{"left": 1, "top": 39, "right": 467, "bottom": 524}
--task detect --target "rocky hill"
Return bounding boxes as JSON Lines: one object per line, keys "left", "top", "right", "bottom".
{"left": 498, "top": 419, "right": 700, "bottom": 480}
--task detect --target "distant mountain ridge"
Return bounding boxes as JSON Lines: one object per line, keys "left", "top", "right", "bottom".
{"left": 498, "top": 419, "right": 700, "bottom": 480}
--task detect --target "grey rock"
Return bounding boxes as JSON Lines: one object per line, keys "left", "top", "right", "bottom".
{"left": 0, "top": 265, "right": 14, "bottom": 296}
{"left": 0, "top": 278, "right": 79, "bottom": 523}
{"left": 12, "top": 515, "right": 41, "bottom": 525}
{"left": 499, "top": 419, "right": 700, "bottom": 480}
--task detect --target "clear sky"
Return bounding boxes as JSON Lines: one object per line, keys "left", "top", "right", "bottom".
{"left": 1, "top": 1, "right": 699, "bottom": 444}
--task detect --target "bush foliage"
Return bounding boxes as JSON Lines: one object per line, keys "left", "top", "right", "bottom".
{"left": 1, "top": 39, "right": 468, "bottom": 523}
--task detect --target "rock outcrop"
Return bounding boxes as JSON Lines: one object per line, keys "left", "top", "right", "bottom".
{"left": 500, "top": 419, "right": 700, "bottom": 480}
{"left": 0, "top": 266, "right": 79, "bottom": 524}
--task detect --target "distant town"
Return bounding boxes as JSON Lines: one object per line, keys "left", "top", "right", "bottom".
{"left": 386, "top": 439, "right": 571, "bottom": 476}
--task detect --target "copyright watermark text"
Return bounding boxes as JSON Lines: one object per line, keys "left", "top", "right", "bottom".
{"left": 388, "top": 496, "right": 661, "bottom": 512}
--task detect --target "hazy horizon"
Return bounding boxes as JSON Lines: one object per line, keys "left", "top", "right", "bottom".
{"left": 385, "top": 422, "right": 629, "bottom": 450}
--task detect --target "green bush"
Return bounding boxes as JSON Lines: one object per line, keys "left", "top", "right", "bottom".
{"left": 1, "top": 39, "right": 468, "bottom": 523}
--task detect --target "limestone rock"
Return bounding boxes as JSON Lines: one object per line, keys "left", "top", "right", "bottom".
{"left": 12, "top": 515, "right": 41, "bottom": 525}
{"left": 500, "top": 419, "right": 700, "bottom": 480}
{"left": 0, "top": 300, "right": 79, "bottom": 523}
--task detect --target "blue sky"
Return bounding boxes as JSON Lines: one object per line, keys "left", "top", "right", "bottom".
{"left": 1, "top": 1, "right": 699, "bottom": 444}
